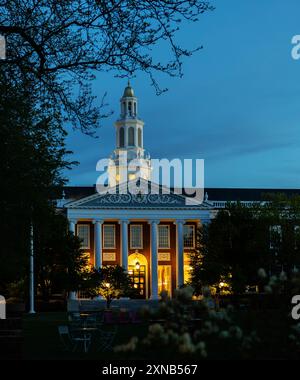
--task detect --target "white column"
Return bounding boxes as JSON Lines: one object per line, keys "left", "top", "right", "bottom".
{"left": 176, "top": 220, "right": 185, "bottom": 288}
{"left": 93, "top": 220, "right": 103, "bottom": 269}
{"left": 69, "top": 219, "right": 76, "bottom": 234}
{"left": 68, "top": 219, "right": 77, "bottom": 300}
{"left": 150, "top": 220, "right": 159, "bottom": 300}
{"left": 121, "top": 220, "right": 129, "bottom": 271}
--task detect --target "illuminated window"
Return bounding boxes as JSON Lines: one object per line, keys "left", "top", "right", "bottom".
{"left": 158, "top": 225, "right": 170, "bottom": 248}
{"left": 184, "top": 225, "right": 195, "bottom": 248}
{"left": 130, "top": 225, "right": 143, "bottom": 249}
{"left": 184, "top": 252, "right": 192, "bottom": 284}
{"left": 77, "top": 224, "right": 90, "bottom": 249}
{"left": 103, "top": 225, "right": 116, "bottom": 248}
{"left": 158, "top": 265, "right": 172, "bottom": 296}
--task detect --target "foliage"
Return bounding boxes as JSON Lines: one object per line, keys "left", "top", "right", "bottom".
{"left": 115, "top": 273, "right": 300, "bottom": 359}
{"left": 6, "top": 280, "right": 26, "bottom": 302}
{"left": 34, "top": 210, "right": 90, "bottom": 300}
{"left": 86, "top": 265, "right": 138, "bottom": 308}
{"left": 190, "top": 197, "right": 300, "bottom": 294}
{"left": 115, "top": 286, "right": 259, "bottom": 359}
{"left": 0, "top": 69, "right": 72, "bottom": 297}
{"left": 0, "top": 0, "right": 213, "bottom": 134}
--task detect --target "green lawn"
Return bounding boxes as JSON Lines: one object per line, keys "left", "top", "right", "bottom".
{"left": 22, "top": 312, "right": 148, "bottom": 360}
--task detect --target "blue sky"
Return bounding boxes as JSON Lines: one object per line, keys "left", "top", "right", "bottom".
{"left": 65, "top": 0, "right": 300, "bottom": 189}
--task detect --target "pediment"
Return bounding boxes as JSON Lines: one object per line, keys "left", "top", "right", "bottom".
{"left": 65, "top": 181, "right": 212, "bottom": 210}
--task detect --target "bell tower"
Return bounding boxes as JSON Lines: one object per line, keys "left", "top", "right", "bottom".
{"left": 108, "top": 82, "right": 151, "bottom": 186}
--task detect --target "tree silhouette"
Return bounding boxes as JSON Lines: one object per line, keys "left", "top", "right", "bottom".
{"left": 0, "top": 0, "right": 213, "bottom": 134}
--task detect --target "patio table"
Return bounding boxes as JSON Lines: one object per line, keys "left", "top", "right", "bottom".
{"left": 72, "top": 327, "right": 98, "bottom": 353}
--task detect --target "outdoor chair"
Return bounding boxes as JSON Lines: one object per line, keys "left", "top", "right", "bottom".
{"left": 58, "top": 325, "right": 75, "bottom": 352}
{"left": 85, "top": 314, "right": 97, "bottom": 327}
{"left": 94, "top": 325, "right": 117, "bottom": 352}
{"left": 58, "top": 325, "right": 92, "bottom": 353}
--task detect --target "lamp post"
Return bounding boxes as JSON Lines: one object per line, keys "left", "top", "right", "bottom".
{"left": 29, "top": 223, "right": 35, "bottom": 314}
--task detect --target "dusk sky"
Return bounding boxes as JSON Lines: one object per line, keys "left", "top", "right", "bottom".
{"left": 65, "top": 0, "right": 300, "bottom": 189}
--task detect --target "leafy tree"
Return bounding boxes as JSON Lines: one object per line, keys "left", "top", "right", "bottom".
{"left": 0, "top": 0, "right": 213, "bottom": 134}
{"left": 34, "top": 210, "right": 90, "bottom": 301}
{"left": 190, "top": 202, "right": 270, "bottom": 294}
{"left": 190, "top": 196, "right": 300, "bottom": 295}
{"left": 87, "top": 265, "right": 137, "bottom": 308}
{"left": 0, "top": 68, "right": 72, "bottom": 297}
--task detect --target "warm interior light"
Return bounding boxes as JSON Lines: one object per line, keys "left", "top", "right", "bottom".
{"left": 105, "top": 282, "right": 110, "bottom": 288}
{"left": 135, "top": 261, "right": 140, "bottom": 270}
{"left": 219, "top": 282, "right": 225, "bottom": 288}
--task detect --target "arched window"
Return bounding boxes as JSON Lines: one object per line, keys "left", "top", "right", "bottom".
{"left": 123, "top": 102, "right": 126, "bottom": 115}
{"left": 138, "top": 128, "right": 142, "bottom": 147}
{"left": 119, "top": 127, "right": 125, "bottom": 147}
{"left": 128, "top": 127, "right": 135, "bottom": 146}
{"left": 128, "top": 102, "right": 132, "bottom": 116}
{"left": 134, "top": 102, "right": 137, "bottom": 116}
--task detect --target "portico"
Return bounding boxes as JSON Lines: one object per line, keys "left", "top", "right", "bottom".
{"left": 66, "top": 191, "right": 211, "bottom": 299}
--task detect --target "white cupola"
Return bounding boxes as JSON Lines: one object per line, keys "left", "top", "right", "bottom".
{"left": 108, "top": 82, "right": 151, "bottom": 186}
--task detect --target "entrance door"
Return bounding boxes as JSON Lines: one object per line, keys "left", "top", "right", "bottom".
{"left": 128, "top": 265, "right": 146, "bottom": 299}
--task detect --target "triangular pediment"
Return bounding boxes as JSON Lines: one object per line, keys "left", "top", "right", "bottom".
{"left": 65, "top": 180, "right": 212, "bottom": 210}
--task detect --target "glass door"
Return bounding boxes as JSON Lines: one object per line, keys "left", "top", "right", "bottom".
{"left": 128, "top": 264, "right": 146, "bottom": 299}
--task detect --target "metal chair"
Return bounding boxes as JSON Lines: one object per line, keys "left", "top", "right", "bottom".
{"left": 94, "top": 325, "right": 117, "bottom": 352}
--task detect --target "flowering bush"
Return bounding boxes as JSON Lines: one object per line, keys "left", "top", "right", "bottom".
{"left": 114, "top": 272, "right": 300, "bottom": 359}
{"left": 114, "top": 286, "right": 259, "bottom": 359}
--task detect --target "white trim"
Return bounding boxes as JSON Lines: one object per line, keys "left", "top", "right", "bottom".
{"left": 76, "top": 224, "right": 90, "bottom": 249}
{"left": 183, "top": 224, "right": 196, "bottom": 249}
{"left": 130, "top": 224, "right": 143, "bottom": 249}
{"left": 103, "top": 224, "right": 116, "bottom": 249}
{"left": 64, "top": 179, "right": 211, "bottom": 210}
{"left": 67, "top": 208, "right": 208, "bottom": 224}
{"left": 158, "top": 224, "right": 171, "bottom": 249}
